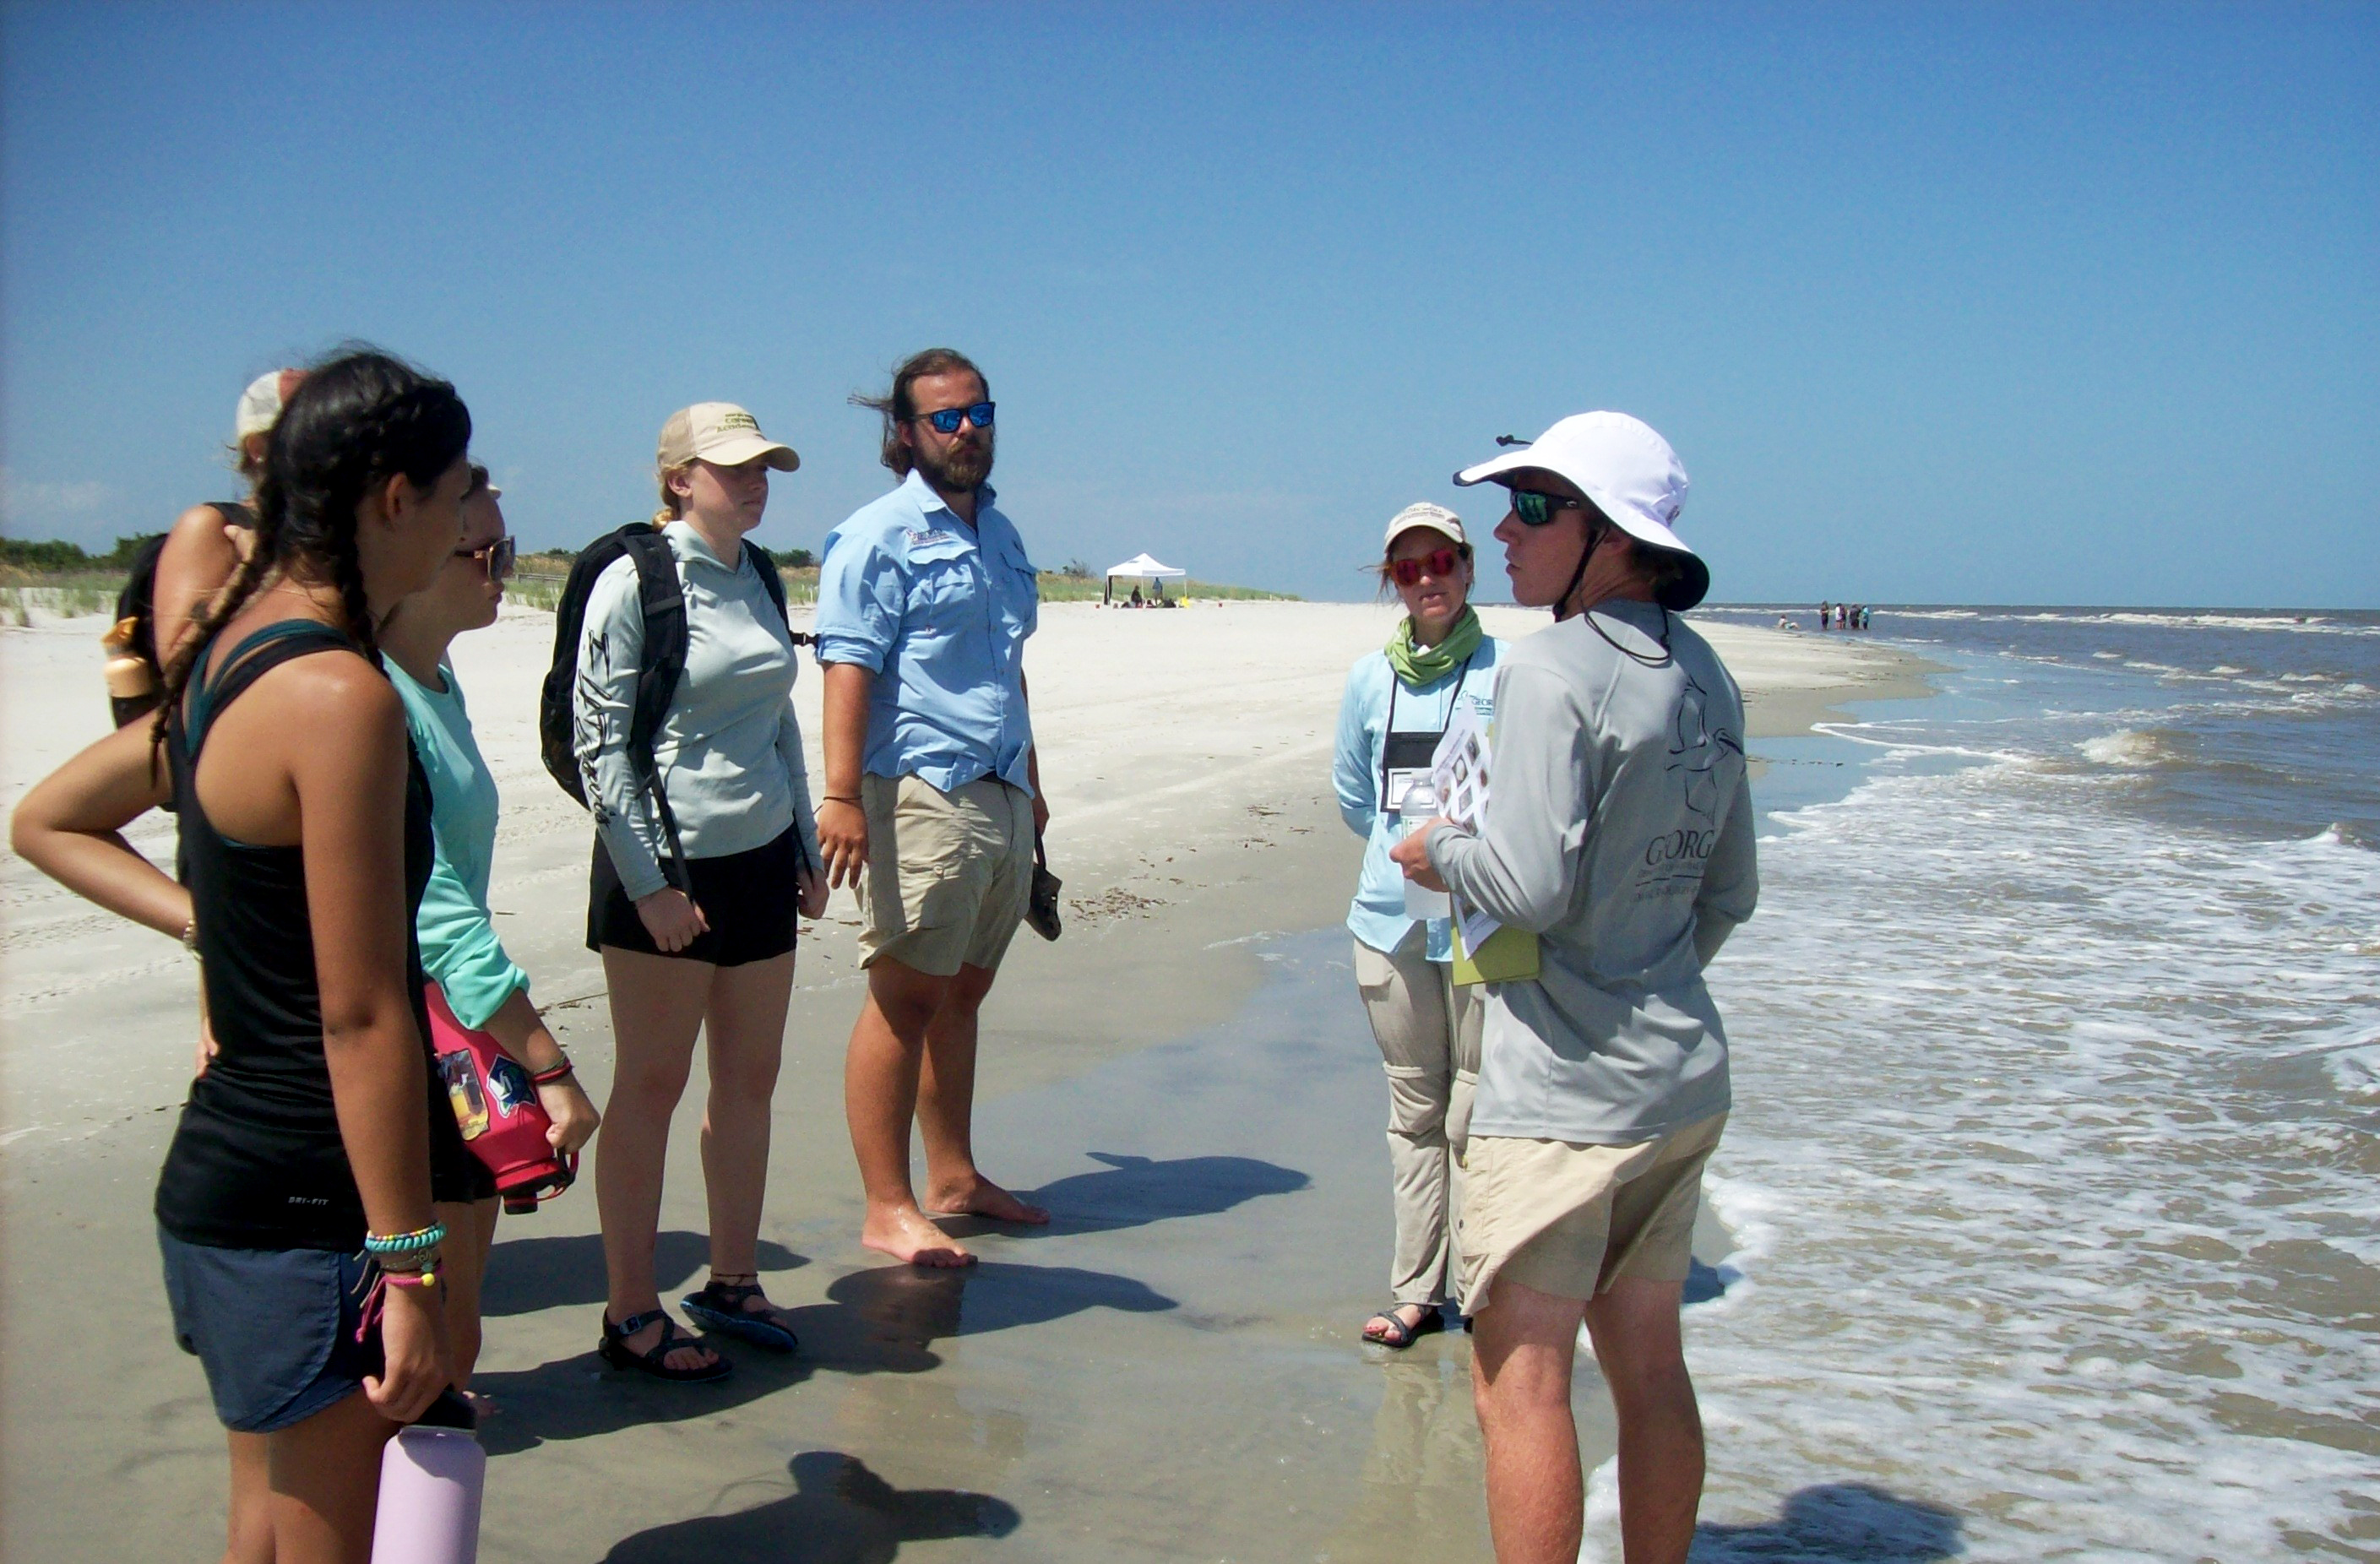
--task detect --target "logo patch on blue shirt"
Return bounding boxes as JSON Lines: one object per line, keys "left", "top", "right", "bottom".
{"left": 904, "top": 528, "right": 960, "bottom": 549}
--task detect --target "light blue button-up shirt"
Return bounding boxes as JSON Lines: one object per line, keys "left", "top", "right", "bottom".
{"left": 1333, "top": 639, "right": 1502, "bottom": 963}
{"left": 816, "top": 470, "right": 1040, "bottom": 796}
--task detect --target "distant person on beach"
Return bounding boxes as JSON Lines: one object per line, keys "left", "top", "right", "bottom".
{"left": 1392, "top": 411, "right": 1757, "bottom": 1564}
{"left": 1130, "top": 584, "right": 1144, "bottom": 607}
{"left": 576, "top": 403, "right": 824, "bottom": 1382}
{"left": 14, "top": 350, "right": 480, "bottom": 1560}
{"left": 815, "top": 347, "right": 1051, "bottom": 1267}
{"left": 381, "top": 465, "right": 600, "bottom": 1398}
{"left": 1333, "top": 503, "right": 1502, "bottom": 1349}
{"left": 105, "top": 370, "right": 305, "bottom": 730}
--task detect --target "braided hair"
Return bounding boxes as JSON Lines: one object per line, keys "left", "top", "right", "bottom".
{"left": 151, "top": 348, "right": 471, "bottom": 759}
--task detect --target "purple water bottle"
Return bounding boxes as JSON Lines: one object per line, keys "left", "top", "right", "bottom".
{"left": 371, "top": 1411, "right": 485, "bottom": 1564}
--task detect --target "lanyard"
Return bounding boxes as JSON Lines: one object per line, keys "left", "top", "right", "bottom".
{"left": 1379, "top": 654, "right": 1475, "bottom": 814}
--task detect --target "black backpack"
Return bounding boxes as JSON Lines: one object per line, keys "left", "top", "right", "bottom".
{"left": 108, "top": 501, "right": 253, "bottom": 729}
{"left": 537, "top": 523, "right": 798, "bottom": 877}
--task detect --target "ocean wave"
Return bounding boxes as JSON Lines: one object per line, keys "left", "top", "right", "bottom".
{"left": 1678, "top": 761, "right": 2380, "bottom": 1559}
{"left": 2075, "top": 727, "right": 2189, "bottom": 768}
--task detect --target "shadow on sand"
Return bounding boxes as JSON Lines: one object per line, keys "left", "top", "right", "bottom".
{"left": 1693, "top": 1482, "right": 1964, "bottom": 1561}
{"left": 480, "top": 1229, "right": 806, "bottom": 1317}
{"left": 936, "top": 1150, "right": 1310, "bottom": 1240}
{"left": 475, "top": 1259, "right": 1172, "bottom": 1453}
{"left": 818, "top": 1261, "right": 1176, "bottom": 1372}
{"left": 600, "top": 1451, "right": 1019, "bottom": 1563}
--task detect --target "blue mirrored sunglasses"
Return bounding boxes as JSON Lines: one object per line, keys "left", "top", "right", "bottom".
{"left": 914, "top": 401, "right": 996, "bottom": 435}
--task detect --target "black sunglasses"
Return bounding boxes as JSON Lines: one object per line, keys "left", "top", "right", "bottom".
{"left": 912, "top": 401, "right": 996, "bottom": 435}
{"left": 455, "top": 535, "right": 516, "bottom": 581}
{"left": 1508, "top": 488, "right": 1591, "bottom": 528}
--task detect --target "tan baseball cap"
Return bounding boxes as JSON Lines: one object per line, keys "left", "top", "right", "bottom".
{"left": 657, "top": 403, "right": 799, "bottom": 473}
{"left": 234, "top": 369, "right": 306, "bottom": 443}
{"left": 1383, "top": 502, "right": 1468, "bottom": 551}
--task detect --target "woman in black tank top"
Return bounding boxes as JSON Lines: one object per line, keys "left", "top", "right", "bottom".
{"left": 12, "top": 350, "right": 477, "bottom": 1562}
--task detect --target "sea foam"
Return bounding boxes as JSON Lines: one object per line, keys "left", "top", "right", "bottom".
{"left": 1675, "top": 747, "right": 2380, "bottom": 1561}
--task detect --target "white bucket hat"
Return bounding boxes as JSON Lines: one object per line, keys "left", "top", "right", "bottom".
{"left": 1454, "top": 411, "right": 1707, "bottom": 611}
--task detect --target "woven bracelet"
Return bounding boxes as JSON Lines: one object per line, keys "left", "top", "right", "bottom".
{"left": 363, "top": 1222, "right": 448, "bottom": 1257}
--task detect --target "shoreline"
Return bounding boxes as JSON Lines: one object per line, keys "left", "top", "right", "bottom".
{"left": 0, "top": 600, "right": 1935, "bottom": 1558}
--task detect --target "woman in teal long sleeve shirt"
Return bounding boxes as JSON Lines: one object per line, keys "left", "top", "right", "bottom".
{"left": 1331, "top": 504, "right": 1501, "bottom": 1349}
{"left": 382, "top": 469, "right": 600, "bottom": 1390}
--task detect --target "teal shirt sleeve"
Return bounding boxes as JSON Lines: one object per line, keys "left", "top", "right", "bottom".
{"left": 392, "top": 661, "right": 531, "bottom": 1031}
{"left": 416, "top": 838, "right": 529, "bottom": 1030}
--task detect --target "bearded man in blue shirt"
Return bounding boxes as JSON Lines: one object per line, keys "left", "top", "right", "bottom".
{"left": 815, "top": 348, "right": 1051, "bottom": 1267}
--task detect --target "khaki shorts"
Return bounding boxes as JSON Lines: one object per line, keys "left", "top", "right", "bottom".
{"left": 1458, "top": 1112, "right": 1726, "bottom": 1316}
{"left": 857, "top": 773, "right": 1034, "bottom": 978}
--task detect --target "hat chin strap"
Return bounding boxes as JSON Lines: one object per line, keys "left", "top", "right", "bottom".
{"left": 1554, "top": 519, "right": 1607, "bottom": 622}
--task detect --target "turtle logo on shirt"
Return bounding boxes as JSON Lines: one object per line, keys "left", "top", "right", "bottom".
{"left": 1666, "top": 671, "right": 1742, "bottom": 823}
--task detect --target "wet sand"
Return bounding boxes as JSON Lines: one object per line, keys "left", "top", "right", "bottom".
{"left": 0, "top": 600, "right": 1929, "bottom": 1561}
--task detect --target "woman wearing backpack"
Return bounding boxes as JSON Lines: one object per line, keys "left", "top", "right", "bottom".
{"left": 576, "top": 403, "right": 826, "bottom": 1382}
{"left": 13, "top": 349, "right": 480, "bottom": 1561}
{"left": 379, "top": 465, "right": 602, "bottom": 1398}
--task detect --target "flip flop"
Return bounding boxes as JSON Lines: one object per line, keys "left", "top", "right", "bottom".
{"left": 681, "top": 1279, "right": 800, "bottom": 1354}
{"left": 1361, "top": 1305, "right": 1448, "bottom": 1349}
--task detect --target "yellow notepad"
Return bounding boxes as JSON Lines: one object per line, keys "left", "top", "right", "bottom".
{"left": 1451, "top": 918, "right": 1540, "bottom": 987}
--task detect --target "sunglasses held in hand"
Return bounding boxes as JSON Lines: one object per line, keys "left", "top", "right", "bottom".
{"left": 1389, "top": 548, "right": 1464, "bottom": 586}
{"left": 912, "top": 401, "right": 996, "bottom": 435}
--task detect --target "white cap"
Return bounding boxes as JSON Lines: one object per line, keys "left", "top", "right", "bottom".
{"left": 657, "top": 403, "right": 799, "bottom": 472}
{"left": 235, "top": 369, "right": 305, "bottom": 443}
{"left": 1454, "top": 411, "right": 1707, "bottom": 611}
{"left": 1383, "top": 502, "right": 1467, "bottom": 552}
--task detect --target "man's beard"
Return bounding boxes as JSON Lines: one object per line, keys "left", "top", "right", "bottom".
{"left": 915, "top": 431, "right": 993, "bottom": 494}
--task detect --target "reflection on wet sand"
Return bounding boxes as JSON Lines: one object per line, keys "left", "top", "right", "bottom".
{"left": 1319, "top": 1352, "right": 1490, "bottom": 1561}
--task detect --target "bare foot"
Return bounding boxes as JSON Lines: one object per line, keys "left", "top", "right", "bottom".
{"left": 925, "top": 1172, "right": 1051, "bottom": 1225}
{"left": 861, "top": 1204, "right": 976, "bottom": 1268}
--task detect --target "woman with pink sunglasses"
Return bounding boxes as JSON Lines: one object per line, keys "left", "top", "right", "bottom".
{"left": 1330, "top": 503, "right": 1505, "bottom": 1349}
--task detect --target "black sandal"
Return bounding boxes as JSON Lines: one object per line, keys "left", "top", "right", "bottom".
{"left": 599, "top": 1310, "right": 731, "bottom": 1382}
{"left": 681, "top": 1275, "right": 799, "bottom": 1354}
{"left": 1361, "top": 1304, "right": 1447, "bottom": 1349}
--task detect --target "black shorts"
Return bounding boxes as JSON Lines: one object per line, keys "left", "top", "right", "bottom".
{"left": 587, "top": 825, "right": 802, "bottom": 967}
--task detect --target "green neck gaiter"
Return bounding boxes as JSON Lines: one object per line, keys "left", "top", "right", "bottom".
{"left": 1386, "top": 606, "right": 1483, "bottom": 688}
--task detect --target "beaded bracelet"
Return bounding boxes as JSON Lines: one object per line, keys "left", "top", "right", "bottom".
{"left": 364, "top": 1222, "right": 448, "bottom": 1257}
{"left": 530, "top": 1059, "right": 574, "bottom": 1086}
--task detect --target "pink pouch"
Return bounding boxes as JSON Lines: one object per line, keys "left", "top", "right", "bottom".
{"left": 427, "top": 984, "right": 576, "bottom": 1214}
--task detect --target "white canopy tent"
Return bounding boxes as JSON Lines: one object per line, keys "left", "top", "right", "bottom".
{"left": 1103, "top": 552, "right": 1187, "bottom": 605}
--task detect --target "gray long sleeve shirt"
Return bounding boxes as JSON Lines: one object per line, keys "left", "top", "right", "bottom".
{"left": 573, "top": 522, "right": 821, "bottom": 902}
{"left": 1426, "top": 598, "right": 1758, "bottom": 1143}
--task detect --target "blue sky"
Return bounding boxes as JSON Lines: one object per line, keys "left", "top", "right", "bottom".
{"left": 3, "top": 3, "right": 2372, "bottom": 606}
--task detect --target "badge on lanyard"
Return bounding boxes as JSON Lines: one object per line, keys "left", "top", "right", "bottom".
{"left": 1380, "top": 657, "right": 1475, "bottom": 815}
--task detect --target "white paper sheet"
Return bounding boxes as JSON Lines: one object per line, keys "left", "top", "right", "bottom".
{"left": 1430, "top": 708, "right": 1503, "bottom": 950}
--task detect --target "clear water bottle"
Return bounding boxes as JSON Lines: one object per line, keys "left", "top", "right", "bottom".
{"left": 1399, "top": 781, "right": 1451, "bottom": 920}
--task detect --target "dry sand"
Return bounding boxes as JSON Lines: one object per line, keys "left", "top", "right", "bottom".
{"left": 0, "top": 600, "right": 1929, "bottom": 1561}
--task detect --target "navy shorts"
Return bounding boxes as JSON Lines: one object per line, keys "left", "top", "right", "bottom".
{"left": 158, "top": 1228, "right": 382, "bottom": 1433}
